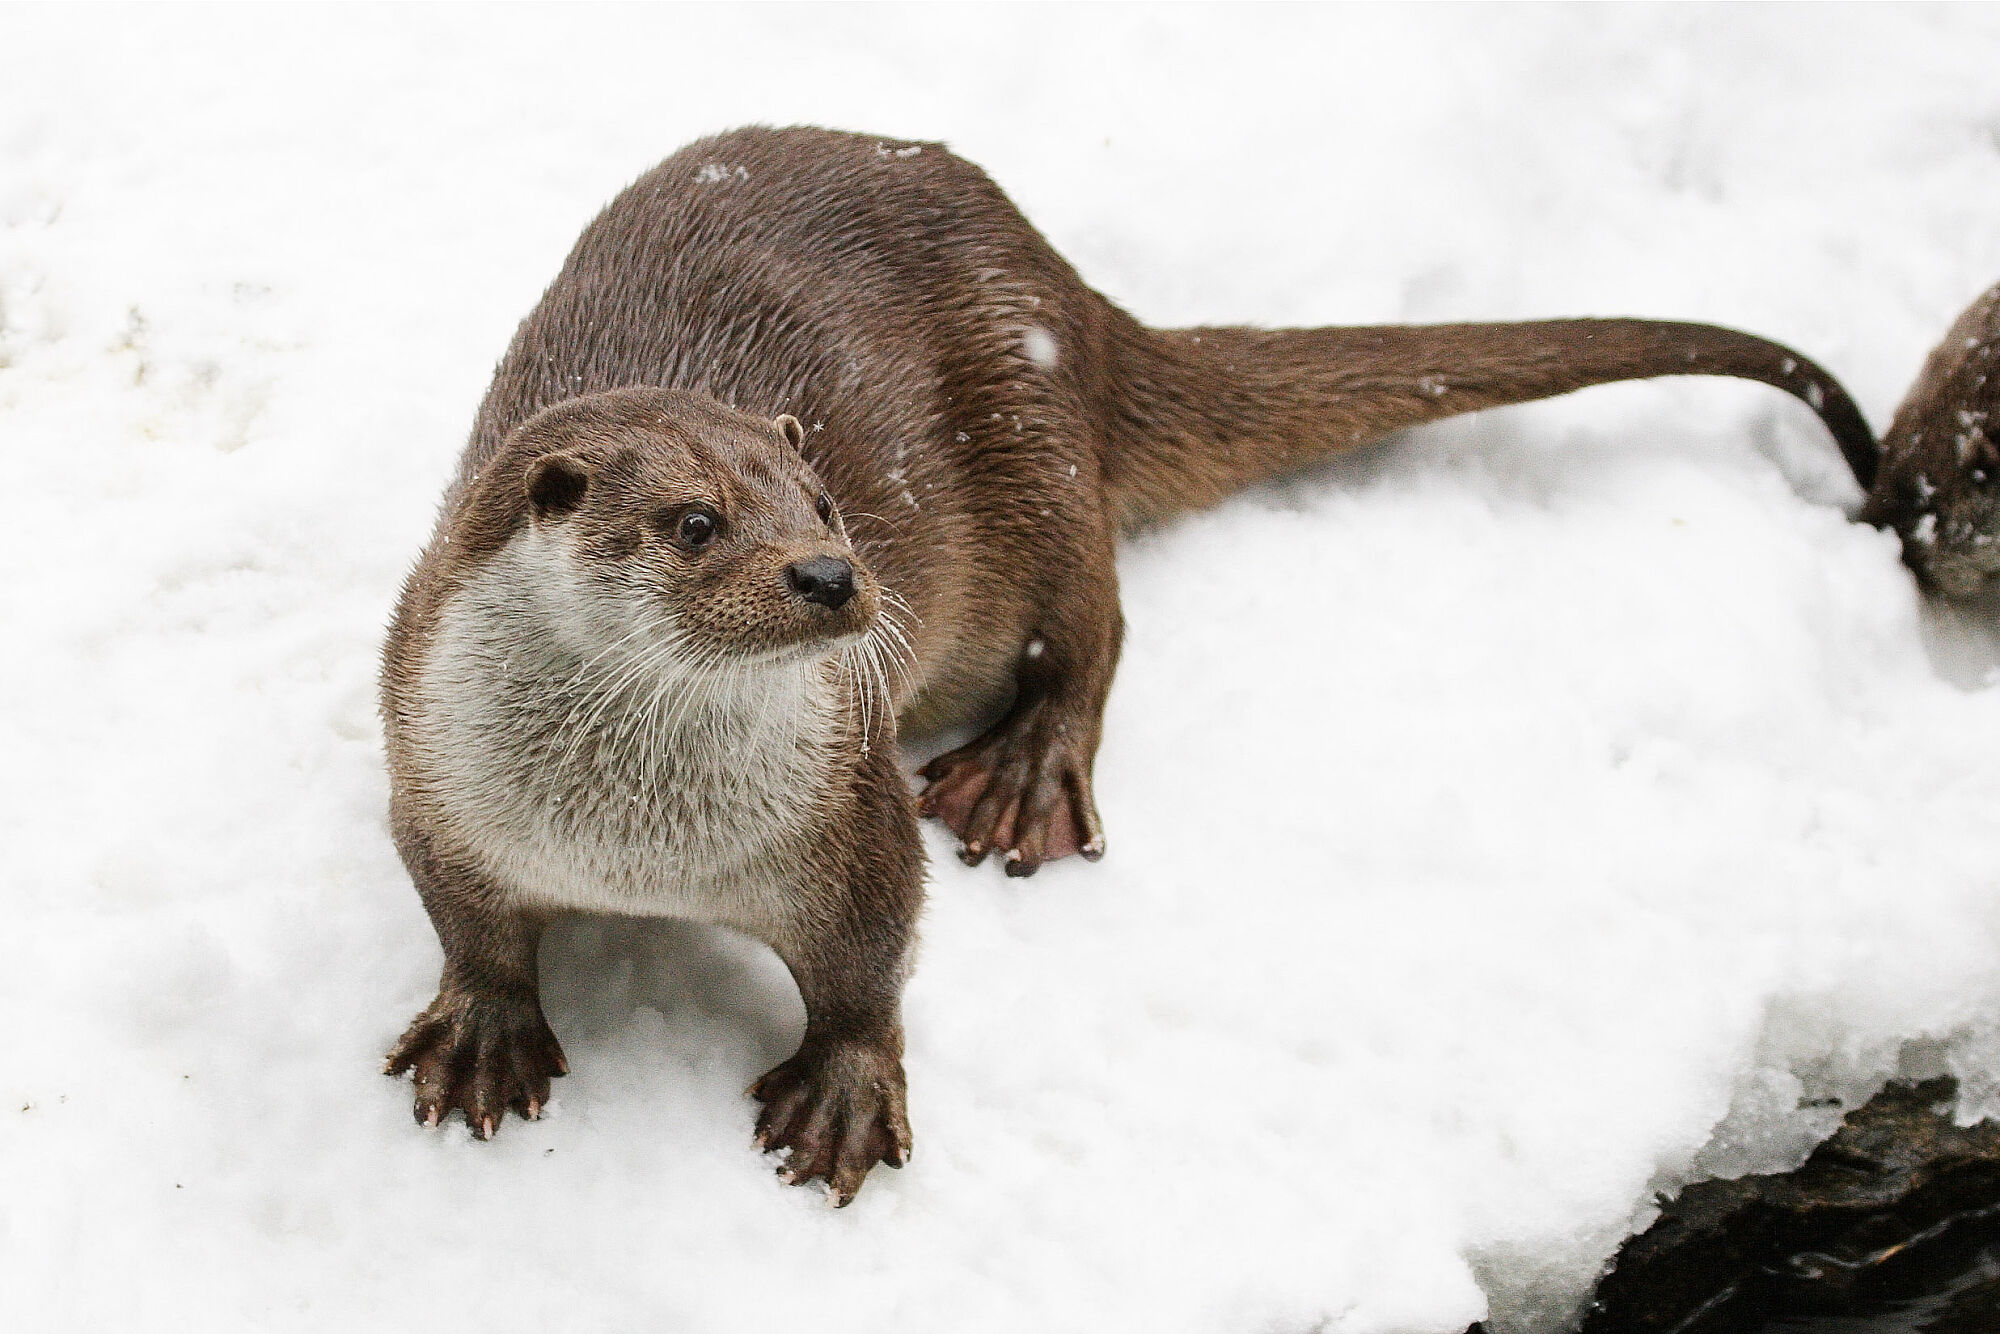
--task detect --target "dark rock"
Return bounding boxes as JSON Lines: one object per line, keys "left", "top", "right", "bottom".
{"left": 1575, "top": 1077, "right": 2000, "bottom": 1333}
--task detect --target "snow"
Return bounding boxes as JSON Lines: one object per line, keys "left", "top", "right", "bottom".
{"left": 8, "top": 6, "right": 2000, "bottom": 1333}
{"left": 1022, "top": 324, "right": 1061, "bottom": 370}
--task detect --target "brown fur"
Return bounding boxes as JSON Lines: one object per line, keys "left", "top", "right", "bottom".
{"left": 1859, "top": 281, "right": 2000, "bottom": 599}
{"left": 381, "top": 125, "right": 1877, "bottom": 1200}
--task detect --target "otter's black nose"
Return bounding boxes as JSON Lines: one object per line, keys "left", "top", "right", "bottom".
{"left": 786, "top": 556, "right": 856, "bottom": 610}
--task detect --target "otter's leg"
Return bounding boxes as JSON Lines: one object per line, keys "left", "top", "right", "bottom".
{"left": 751, "top": 748, "right": 922, "bottom": 1205}
{"left": 383, "top": 819, "right": 567, "bottom": 1139}
{"left": 919, "top": 521, "right": 1122, "bottom": 875}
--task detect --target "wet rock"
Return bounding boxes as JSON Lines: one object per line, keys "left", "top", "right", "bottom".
{"left": 1576, "top": 1077, "right": 2000, "bottom": 1332}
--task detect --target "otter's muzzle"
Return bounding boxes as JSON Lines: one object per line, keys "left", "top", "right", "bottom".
{"left": 786, "top": 556, "right": 856, "bottom": 610}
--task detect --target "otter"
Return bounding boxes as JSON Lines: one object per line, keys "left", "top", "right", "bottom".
{"left": 381, "top": 125, "right": 1877, "bottom": 1203}
{"left": 1861, "top": 280, "right": 2000, "bottom": 599}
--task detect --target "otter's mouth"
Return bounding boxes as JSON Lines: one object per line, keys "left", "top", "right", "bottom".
{"left": 1920, "top": 556, "right": 2000, "bottom": 603}
{"left": 1905, "top": 513, "right": 2000, "bottom": 601}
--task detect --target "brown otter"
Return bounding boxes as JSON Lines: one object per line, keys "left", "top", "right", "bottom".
{"left": 380, "top": 125, "right": 1877, "bottom": 1203}
{"left": 1861, "top": 280, "right": 2000, "bottom": 599}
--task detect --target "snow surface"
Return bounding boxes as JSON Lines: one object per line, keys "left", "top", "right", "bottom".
{"left": 9, "top": 6, "right": 2000, "bottom": 1332}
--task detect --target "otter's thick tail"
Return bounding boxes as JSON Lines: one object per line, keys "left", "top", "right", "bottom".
{"left": 1100, "top": 317, "right": 1877, "bottom": 532}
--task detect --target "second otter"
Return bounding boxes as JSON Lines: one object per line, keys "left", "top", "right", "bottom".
{"left": 381, "top": 126, "right": 1876, "bottom": 1202}
{"left": 1862, "top": 280, "right": 2000, "bottom": 599}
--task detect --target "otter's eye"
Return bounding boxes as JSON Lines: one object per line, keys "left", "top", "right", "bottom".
{"left": 816, "top": 493, "right": 836, "bottom": 526}
{"left": 677, "top": 508, "right": 719, "bottom": 549}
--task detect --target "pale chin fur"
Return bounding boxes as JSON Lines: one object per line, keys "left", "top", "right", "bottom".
{"left": 745, "top": 628, "right": 869, "bottom": 670}
{"left": 408, "top": 526, "right": 848, "bottom": 937}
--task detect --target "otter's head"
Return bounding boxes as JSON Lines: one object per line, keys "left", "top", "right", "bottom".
{"left": 497, "top": 387, "right": 880, "bottom": 663}
{"left": 1862, "top": 287, "right": 2000, "bottom": 602}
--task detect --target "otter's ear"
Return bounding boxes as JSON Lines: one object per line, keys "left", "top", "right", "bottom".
{"left": 526, "top": 453, "right": 589, "bottom": 519}
{"left": 775, "top": 414, "right": 807, "bottom": 451}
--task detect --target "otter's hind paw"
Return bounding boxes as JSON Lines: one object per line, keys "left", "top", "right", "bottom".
{"left": 918, "top": 700, "right": 1105, "bottom": 875}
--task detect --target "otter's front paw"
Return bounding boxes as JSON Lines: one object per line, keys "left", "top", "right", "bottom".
{"left": 384, "top": 986, "right": 568, "bottom": 1139}
{"left": 918, "top": 698, "right": 1105, "bottom": 875}
{"left": 751, "top": 1039, "right": 911, "bottom": 1206}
